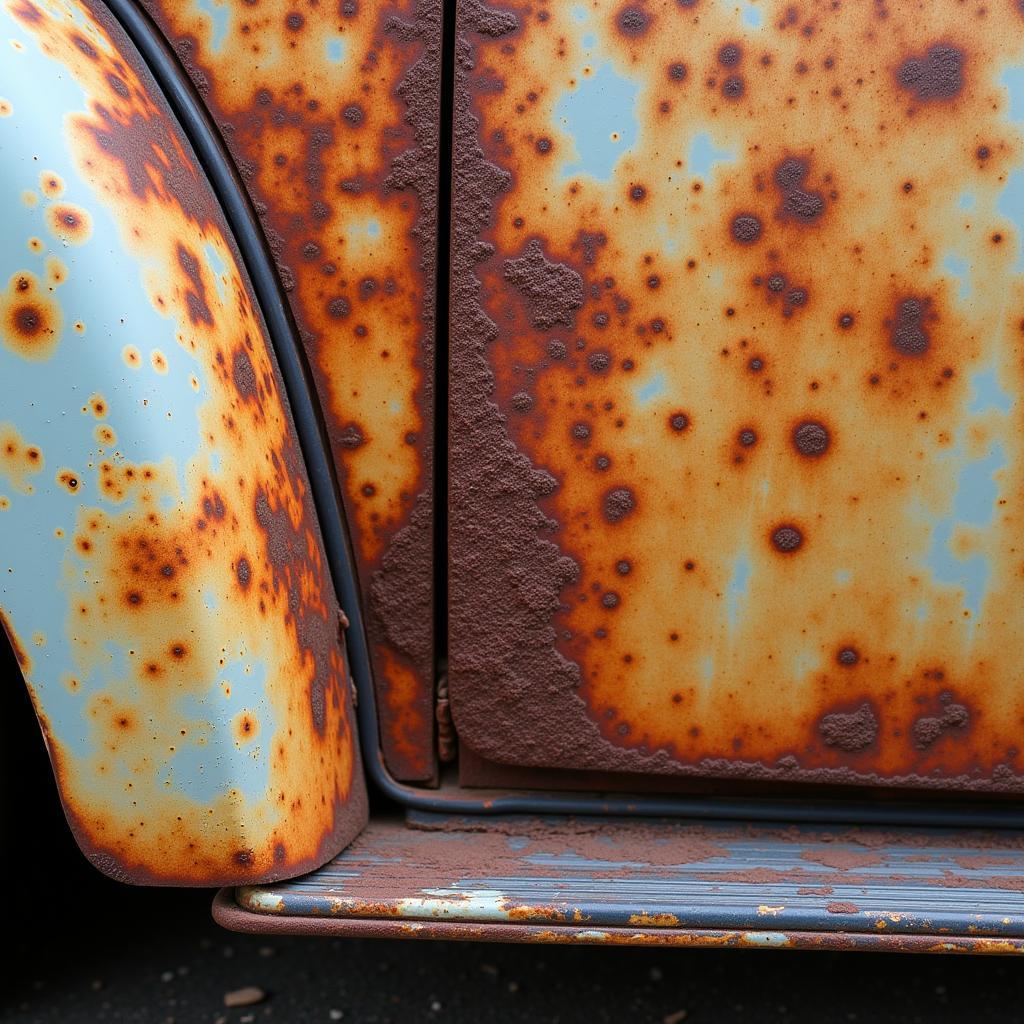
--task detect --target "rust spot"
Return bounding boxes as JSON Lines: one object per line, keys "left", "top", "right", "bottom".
{"left": 888, "top": 297, "right": 933, "bottom": 356}
{"left": 896, "top": 44, "right": 965, "bottom": 103}
{"left": 819, "top": 703, "right": 879, "bottom": 752}
{"left": 731, "top": 214, "right": 762, "bottom": 244}
{"left": 603, "top": 487, "right": 636, "bottom": 523}
{"left": 0, "top": 272, "right": 62, "bottom": 361}
{"left": 616, "top": 5, "right": 650, "bottom": 36}
{"left": 770, "top": 524, "right": 804, "bottom": 553}
{"left": 792, "top": 421, "right": 831, "bottom": 458}
{"left": 45, "top": 203, "right": 92, "bottom": 245}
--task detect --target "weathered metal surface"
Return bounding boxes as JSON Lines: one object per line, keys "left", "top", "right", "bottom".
{"left": 449, "top": 0, "right": 1024, "bottom": 791}
{"left": 218, "top": 813, "right": 1024, "bottom": 952}
{"left": 0, "top": 0, "right": 366, "bottom": 884}
{"left": 138, "top": 0, "right": 441, "bottom": 781}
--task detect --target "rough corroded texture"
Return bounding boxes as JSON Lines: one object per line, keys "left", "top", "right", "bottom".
{"left": 216, "top": 813, "right": 1024, "bottom": 953}
{"left": 449, "top": 0, "right": 1024, "bottom": 792}
{"left": 140, "top": 0, "right": 441, "bottom": 780}
{"left": 0, "top": 0, "right": 366, "bottom": 884}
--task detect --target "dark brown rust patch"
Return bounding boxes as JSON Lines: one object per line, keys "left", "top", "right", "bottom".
{"left": 774, "top": 157, "right": 826, "bottom": 225}
{"left": 792, "top": 420, "right": 830, "bottom": 458}
{"left": 819, "top": 703, "right": 879, "bottom": 752}
{"left": 912, "top": 696, "right": 970, "bottom": 749}
{"left": 603, "top": 487, "right": 636, "bottom": 523}
{"left": 616, "top": 5, "right": 650, "bottom": 36}
{"left": 896, "top": 44, "right": 965, "bottom": 103}
{"left": 888, "top": 296, "right": 934, "bottom": 356}
{"left": 731, "top": 214, "right": 762, "bottom": 244}
{"left": 770, "top": 524, "right": 803, "bottom": 553}
{"left": 504, "top": 239, "right": 584, "bottom": 329}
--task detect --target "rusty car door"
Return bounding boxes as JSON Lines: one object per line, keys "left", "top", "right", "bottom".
{"left": 448, "top": 0, "right": 1024, "bottom": 793}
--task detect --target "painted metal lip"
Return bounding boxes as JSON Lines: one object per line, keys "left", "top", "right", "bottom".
{"left": 214, "top": 813, "right": 1024, "bottom": 953}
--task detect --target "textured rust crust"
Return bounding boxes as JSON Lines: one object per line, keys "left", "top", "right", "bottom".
{"left": 448, "top": 0, "right": 1024, "bottom": 793}
{"left": 141, "top": 0, "right": 442, "bottom": 781}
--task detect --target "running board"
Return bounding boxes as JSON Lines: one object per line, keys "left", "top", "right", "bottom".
{"left": 214, "top": 813, "right": 1024, "bottom": 953}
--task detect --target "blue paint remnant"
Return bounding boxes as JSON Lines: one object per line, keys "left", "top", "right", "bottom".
{"left": 741, "top": 3, "right": 764, "bottom": 28}
{"left": 582, "top": 32, "right": 597, "bottom": 50}
{"left": 726, "top": 553, "right": 751, "bottom": 630}
{"left": 571, "top": 4, "right": 588, "bottom": 23}
{"left": 196, "top": 0, "right": 229, "bottom": 54}
{"left": 835, "top": 569, "right": 852, "bottom": 586}
{"left": 636, "top": 372, "right": 666, "bottom": 405}
{"left": 688, "top": 132, "right": 735, "bottom": 177}
{"left": 326, "top": 36, "right": 346, "bottom": 63}
{"left": 997, "top": 169, "right": 1024, "bottom": 271}
{"left": 926, "top": 442, "right": 1006, "bottom": 618}
{"left": 557, "top": 63, "right": 640, "bottom": 181}
{"left": 203, "top": 241, "right": 227, "bottom": 301}
{"left": 958, "top": 192, "right": 976, "bottom": 212}
{"left": 969, "top": 367, "right": 1013, "bottom": 415}
{"left": 1003, "top": 67, "right": 1024, "bottom": 122}
{"left": 942, "top": 253, "right": 971, "bottom": 301}
{"left": 364, "top": 218, "right": 381, "bottom": 239}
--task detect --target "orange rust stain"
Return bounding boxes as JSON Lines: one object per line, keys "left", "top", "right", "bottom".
{"left": 56, "top": 468, "right": 81, "bottom": 494}
{"left": 457, "top": 0, "right": 1024, "bottom": 787}
{"left": 0, "top": 270, "right": 63, "bottom": 361}
{"left": 0, "top": 422, "right": 44, "bottom": 494}
{"left": 373, "top": 643, "right": 431, "bottom": 772}
{"left": 4, "top": 0, "right": 365, "bottom": 884}
{"left": 45, "top": 202, "right": 92, "bottom": 245}
{"left": 0, "top": 97, "right": 12, "bottom": 116}
{"left": 40, "top": 169, "right": 65, "bottom": 197}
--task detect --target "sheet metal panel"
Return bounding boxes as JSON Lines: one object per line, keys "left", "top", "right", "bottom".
{"left": 139, "top": 0, "right": 441, "bottom": 781}
{"left": 448, "top": 0, "right": 1024, "bottom": 791}
{"left": 0, "top": 0, "right": 366, "bottom": 884}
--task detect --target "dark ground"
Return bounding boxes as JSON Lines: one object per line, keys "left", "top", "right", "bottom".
{"left": 4, "top": 652, "right": 1024, "bottom": 1024}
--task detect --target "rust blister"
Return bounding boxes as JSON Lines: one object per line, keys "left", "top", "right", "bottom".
{"left": 449, "top": 0, "right": 1024, "bottom": 791}
{"left": 139, "top": 0, "right": 442, "bottom": 781}
{"left": 0, "top": 0, "right": 365, "bottom": 884}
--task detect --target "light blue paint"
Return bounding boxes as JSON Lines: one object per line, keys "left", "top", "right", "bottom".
{"left": 171, "top": 658, "right": 274, "bottom": 803}
{"left": 0, "top": 11, "right": 276, "bottom": 815}
{"left": 700, "top": 655, "right": 714, "bottom": 682}
{"left": 581, "top": 32, "right": 597, "bottom": 50}
{"left": 636, "top": 372, "right": 666, "bottom": 405}
{"left": 968, "top": 367, "right": 1013, "bottom": 415}
{"left": 957, "top": 192, "right": 976, "bottom": 212}
{"left": 997, "top": 169, "right": 1024, "bottom": 271}
{"left": 942, "top": 253, "right": 971, "bottom": 301}
{"left": 1002, "top": 67, "right": 1024, "bottom": 122}
{"left": 571, "top": 4, "right": 588, "bottom": 22}
{"left": 687, "top": 132, "right": 735, "bottom": 177}
{"left": 202, "top": 241, "right": 227, "bottom": 301}
{"left": 196, "top": 0, "right": 230, "bottom": 54}
{"left": 926, "top": 442, "right": 1006, "bottom": 618}
{"left": 726, "top": 553, "right": 751, "bottom": 630}
{"left": 556, "top": 63, "right": 640, "bottom": 181}
{"left": 741, "top": 3, "right": 764, "bottom": 28}
{"left": 835, "top": 569, "right": 852, "bottom": 586}
{"left": 325, "top": 36, "right": 346, "bottom": 63}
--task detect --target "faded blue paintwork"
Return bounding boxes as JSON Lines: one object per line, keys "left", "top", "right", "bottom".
{"left": 233, "top": 815, "right": 1024, "bottom": 952}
